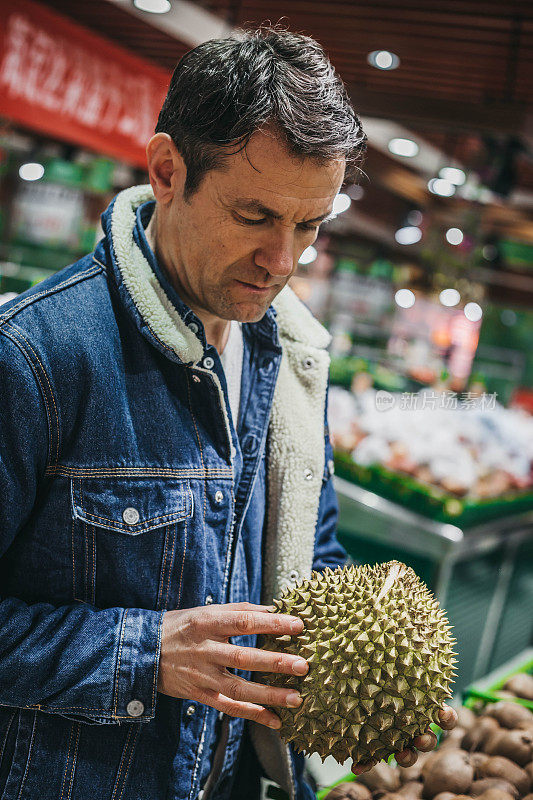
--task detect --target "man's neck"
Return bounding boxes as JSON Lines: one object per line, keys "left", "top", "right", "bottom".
{"left": 145, "top": 208, "right": 231, "bottom": 354}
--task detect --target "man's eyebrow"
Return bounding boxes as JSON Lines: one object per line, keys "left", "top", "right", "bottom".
{"left": 231, "top": 197, "right": 332, "bottom": 224}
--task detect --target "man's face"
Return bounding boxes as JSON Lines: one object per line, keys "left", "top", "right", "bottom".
{"left": 159, "top": 128, "right": 345, "bottom": 324}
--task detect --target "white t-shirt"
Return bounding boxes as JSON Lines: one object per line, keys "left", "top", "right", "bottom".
{"left": 219, "top": 321, "right": 243, "bottom": 429}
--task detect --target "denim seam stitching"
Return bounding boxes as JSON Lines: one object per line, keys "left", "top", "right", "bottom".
{"left": 5, "top": 323, "right": 61, "bottom": 465}
{"left": 70, "top": 516, "right": 77, "bottom": 600}
{"left": 110, "top": 724, "right": 135, "bottom": 800}
{"left": 77, "top": 507, "right": 190, "bottom": 528}
{"left": 1, "top": 326, "right": 53, "bottom": 468}
{"left": 91, "top": 522, "right": 96, "bottom": 605}
{"left": 15, "top": 710, "right": 37, "bottom": 800}
{"left": 163, "top": 523, "right": 178, "bottom": 610}
{"left": 21, "top": 706, "right": 148, "bottom": 716}
{"left": 113, "top": 609, "right": 129, "bottom": 718}
{"left": 188, "top": 707, "right": 209, "bottom": 800}
{"left": 116, "top": 725, "right": 141, "bottom": 800}
{"left": 65, "top": 723, "right": 81, "bottom": 800}
{"left": 152, "top": 612, "right": 165, "bottom": 716}
{"left": 59, "top": 722, "right": 75, "bottom": 800}
{"left": 176, "top": 518, "right": 187, "bottom": 608}
{"left": 0, "top": 709, "right": 16, "bottom": 770}
{"left": 0, "top": 265, "right": 102, "bottom": 326}
{"left": 156, "top": 526, "right": 170, "bottom": 611}
{"left": 187, "top": 371, "right": 210, "bottom": 579}
{"left": 46, "top": 466, "right": 232, "bottom": 478}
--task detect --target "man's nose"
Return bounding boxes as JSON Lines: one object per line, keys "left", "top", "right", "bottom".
{"left": 254, "top": 231, "right": 295, "bottom": 278}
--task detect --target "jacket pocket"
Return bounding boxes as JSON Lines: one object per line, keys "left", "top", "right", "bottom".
{"left": 70, "top": 476, "right": 193, "bottom": 610}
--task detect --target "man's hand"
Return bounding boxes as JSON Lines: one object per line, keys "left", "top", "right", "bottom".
{"left": 351, "top": 705, "right": 458, "bottom": 775}
{"left": 157, "top": 602, "right": 308, "bottom": 729}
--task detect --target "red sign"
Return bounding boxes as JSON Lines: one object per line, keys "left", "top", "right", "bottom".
{"left": 0, "top": 0, "right": 172, "bottom": 168}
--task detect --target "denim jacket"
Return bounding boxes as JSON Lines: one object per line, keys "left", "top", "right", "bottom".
{"left": 0, "top": 186, "right": 346, "bottom": 800}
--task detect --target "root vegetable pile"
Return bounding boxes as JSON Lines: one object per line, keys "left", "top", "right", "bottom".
{"left": 327, "top": 700, "right": 533, "bottom": 800}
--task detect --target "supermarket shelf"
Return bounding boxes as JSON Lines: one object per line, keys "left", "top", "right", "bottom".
{"left": 334, "top": 476, "right": 533, "bottom": 563}
{"left": 334, "top": 476, "right": 533, "bottom": 685}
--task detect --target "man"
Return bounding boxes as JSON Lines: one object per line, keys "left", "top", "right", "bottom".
{"left": 0, "top": 27, "right": 456, "bottom": 800}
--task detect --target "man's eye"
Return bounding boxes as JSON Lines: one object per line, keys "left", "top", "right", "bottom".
{"left": 235, "top": 214, "right": 265, "bottom": 226}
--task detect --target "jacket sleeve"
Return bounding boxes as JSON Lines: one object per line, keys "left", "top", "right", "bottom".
{"left": 311, "top": 380, "right": 348, "bottom": 572}
{"left": 0, "top": 327, "right": 164, "bottom": 724}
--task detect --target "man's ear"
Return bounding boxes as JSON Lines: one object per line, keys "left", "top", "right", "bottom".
{"left": 146, "top": 133, "right": 186, "bottom": 205}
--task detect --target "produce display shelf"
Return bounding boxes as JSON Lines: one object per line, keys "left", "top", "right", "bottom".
{"left": 462, "top": 647, "right": 533, "bottom": 711}
{"left": 333, "top": 475, "right": 533, "bottom": 692}
{"left": 334, "top": 452, "right": 533, "bottom": 527}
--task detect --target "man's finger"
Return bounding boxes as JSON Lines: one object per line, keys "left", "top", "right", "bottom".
{"left": 198, "top": 688, "right": 282, "bottom": 729}
{"left": 438, "top": 705, "right": 458, "bottom": 730}
{"left": 351, "top": 760, "right": 376, "bottom": 775}
{"left": 211, "top": 642, "right": 309, "bottom": 676}
{"left": 201, "top": 609, "right": 304, "bottom": 638}
{"left": 412, "top": 731, "right": 438, "bottom": 752}
{"left": 215, "top": 672, "right": 304, "bottom": 709}
{"left": 395, "top": 748, "right": 418, "bottom": 767}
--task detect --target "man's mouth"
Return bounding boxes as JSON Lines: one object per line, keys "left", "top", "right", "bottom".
{"left": 234, "top": 279, "right": 276, "bottom": 294}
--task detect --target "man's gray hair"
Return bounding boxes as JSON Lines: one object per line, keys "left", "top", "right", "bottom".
{"left": 155, "top": 25, "right": 367, "bottom": 198}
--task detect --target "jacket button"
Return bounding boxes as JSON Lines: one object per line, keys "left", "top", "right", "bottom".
{"left": 188, "top": 322, "right": 199, "bottom": 334}
{"left": 303, "top": 356, "right": 315, "bottom": 369}
{"left": 205, "top": 595, "right": 214, "bottom": 605}
{"left": 214, "top": 490, "right": 224, "bottom": 504}
{"left": 186, "top": 704, "right": 196, "bottom": 716}
{"left": 203, "top": 356, "right": 215, "bottom": 369}
{"left": 289, "top": 569, "right": 299, "bottom": 581}
{"left": 126, "top": 700, "right": 144, "bottom": 717}
{"left": 304, "top": 468, "right": 314, "bottom": 481}
{"left": 122, "top": 507, "right": 140, "bottom": 525}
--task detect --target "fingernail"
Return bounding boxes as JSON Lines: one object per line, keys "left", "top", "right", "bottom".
{"left": 292, "top": 659, "right": 308, "bottom": 675}
{"left": 417, "top": 733, "right": 435, "bottom": 749}
{"left": 289, "top": 618, "right": 302, "bottom": 632}
{"left": 286, "top": 693, "right": 302, "bottom": 708}
{"left": 269, "top": 718, "right": 281, "bottom": 729}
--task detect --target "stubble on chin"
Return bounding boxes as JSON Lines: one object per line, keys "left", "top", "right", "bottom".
{"left": 212, "top": 285, "right": 281, "bottom": 323}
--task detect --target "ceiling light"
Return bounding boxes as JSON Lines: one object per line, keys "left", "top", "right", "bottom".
{"left": 395, "top": 289, "right": 415, "bottom": 309}
{"left": 332, "top": 193, "right": 351, "bottom": 215}
{"left": 428, "top": 178, "right": 456, "bottom": 197}
{"left": 439, "top": 288, "right": 460, "bottom": 307}
{"left": 500, "top": 309, "right": 517, "bottom": 326}
{"left": 19, "top": 162, "right": 44, "bottom": 181}
{"left": 439, "top": 167, "right": 466, "bottom": 186}
{"left": 347, "top": 185, "right": 365, "bottom": 201}
{"left": 395, "top": 226, "right": 422, "bottom": 245}
{"left": 446, "top": 227, "right": 464, "bottom": 246}
{"left": 407, "top": 210, "right": 423, "bottom": 226}
{"left": 482, "top": 244, "right": 498, "bottom": 261}
{"left": 464, "top": 302, "right": 483, "bottom": 322}
{"left": 367, "top": 50, "right": 400, "bottom": 70}
{"left": 133, "top": 0, "right": 171, "bottom": 12}
{"left": 299, "top": 246, "right": 317, "bottom": 265}
{"left": 388, "top": 138, "right": 419, "bottom": 157}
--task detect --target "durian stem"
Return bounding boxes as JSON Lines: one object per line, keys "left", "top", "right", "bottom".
{"left": 375, "top": 561, "right": 407, "bottom": 605}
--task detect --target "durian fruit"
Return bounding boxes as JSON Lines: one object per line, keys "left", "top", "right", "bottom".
{"left": 260, "top": 561, "right": 456, "bottom": 764}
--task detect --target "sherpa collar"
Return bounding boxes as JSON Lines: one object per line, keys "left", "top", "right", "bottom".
{"left": 106, "top": 184, "right": 331, "bottom": 362}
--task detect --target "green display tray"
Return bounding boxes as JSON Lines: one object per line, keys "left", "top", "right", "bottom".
{"left": 315, "top": 724, "right": 442, "bottom": 799}
{"left": 462, "top": 648, "right": 533, "bottom": 712}
{"left": 333, "top": 451, "right": 533, "bottom": 527}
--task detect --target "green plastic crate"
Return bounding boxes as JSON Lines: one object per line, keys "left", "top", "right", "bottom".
{"left": 333, "top": 451, "right": 533, "bottom": 527}
{"left": 462, "top": 648, "right": 533, "bottom": 711}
